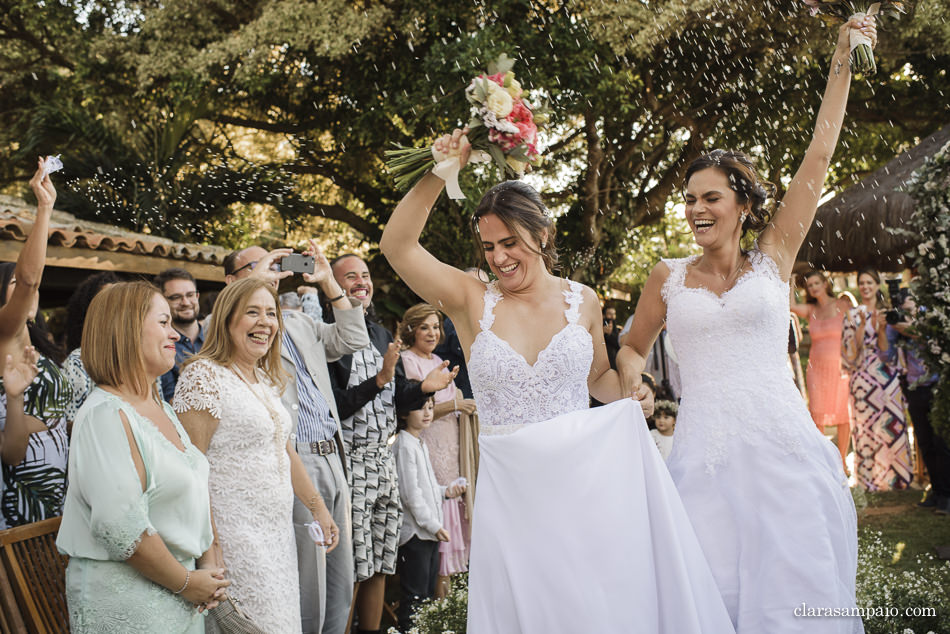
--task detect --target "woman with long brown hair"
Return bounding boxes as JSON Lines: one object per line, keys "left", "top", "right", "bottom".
{"left": 841, "top": 267, "right": 913, "bottom": 490}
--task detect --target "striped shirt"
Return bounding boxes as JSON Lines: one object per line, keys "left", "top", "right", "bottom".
{"left": 281, "top": 331, "right": 337, "bottom": 443}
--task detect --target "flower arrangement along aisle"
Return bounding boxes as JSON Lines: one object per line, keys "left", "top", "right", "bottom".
{"left": 803, "top": 1, "right": 907, "bottom": 74}
{"left": 898, "top": 139, "right": 950, "bottom": 442}
{"left": 385, "top": 54, "right": 543, "bottom": 200}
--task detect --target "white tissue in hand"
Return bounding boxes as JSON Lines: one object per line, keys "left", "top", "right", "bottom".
{"left": 307, "top": 521, "right": 326, "bottom": 545}
{"left": 450, "top": 477, "right": 467, "bottom": 488}
{"left": 41, "top": 155, "right": 63, "bottom": 179}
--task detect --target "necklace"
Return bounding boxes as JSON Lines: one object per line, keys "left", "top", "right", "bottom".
{"left": 231, "top": 364, "right": 287, "bottom": 474}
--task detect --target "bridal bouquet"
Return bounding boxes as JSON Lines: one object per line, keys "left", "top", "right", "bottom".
{"left": 802, "top": 1, "right": 906, "bottom": 75}
{"left": 385, "top": 55, "right": 543, "bottom": 200}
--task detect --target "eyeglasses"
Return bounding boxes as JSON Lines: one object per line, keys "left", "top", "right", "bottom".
{"left": 231, "top": 259, "right": 278, "bottom": 276}
{"left": 231, "top": 260, "right": 259, "bottom": 275}
{"left": 165, "top": 291, "right": 198, "bottom": 303}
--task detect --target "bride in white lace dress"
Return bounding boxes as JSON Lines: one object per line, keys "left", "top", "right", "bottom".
{"left": 381, "top": 143, "right": 735, "bottom": 633}
{"left": 618, "top": 19, "right": 875, "bottom": 634}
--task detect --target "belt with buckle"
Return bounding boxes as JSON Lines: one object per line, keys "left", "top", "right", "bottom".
{"left": 308, "top": 440, "right": 336, "bottom": 456}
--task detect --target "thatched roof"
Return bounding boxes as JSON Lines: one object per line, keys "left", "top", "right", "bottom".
{"left": 796, "top": 124, "right": 950, "bottom": 273}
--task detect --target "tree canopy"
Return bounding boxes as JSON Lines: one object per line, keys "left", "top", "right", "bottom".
{"left": 2, "top": 0, "right": 948, "bottom": 313}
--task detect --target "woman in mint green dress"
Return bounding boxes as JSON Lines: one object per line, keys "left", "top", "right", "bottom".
{"left": 57, "top": 282, "right": 229, "bottom": 632}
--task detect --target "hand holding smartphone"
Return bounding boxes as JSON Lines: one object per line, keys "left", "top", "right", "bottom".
{"left": 279, "top": 253, "right": 316, "bottom": 275}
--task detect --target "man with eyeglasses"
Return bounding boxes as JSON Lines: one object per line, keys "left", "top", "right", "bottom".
{"left": 154, "top": 267, "right": 205, "bottom": 402}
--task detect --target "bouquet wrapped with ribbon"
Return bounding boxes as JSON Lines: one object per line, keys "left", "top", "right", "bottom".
{"left": 803, "top": 1, "right": 906, "bottom": 74}
{"left": 385, "top": 55, "right": 543, "bottom": 200}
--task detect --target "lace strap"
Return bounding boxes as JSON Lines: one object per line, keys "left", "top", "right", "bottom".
{"left": 659, "top": 258, "right": 690, "bottom": 304}
{"left": 478, "top": 282, "right": 502, "bottom": 331}
{"left": 563, "top": 280, "right": 583, "bottom": 325}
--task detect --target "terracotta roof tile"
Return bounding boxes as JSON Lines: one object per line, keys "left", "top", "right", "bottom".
{"left": 0, "top": 195, "right": 229, "bottom": 266}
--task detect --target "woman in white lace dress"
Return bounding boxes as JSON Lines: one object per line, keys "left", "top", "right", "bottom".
{"left": 618, "top": 19, "right": 874, "bottom": 634}
{"left": 381, "top": 142, "right": 736, "bottom": 632}
{"left": 175, "top": 279, "right": 338, "bottom": 633}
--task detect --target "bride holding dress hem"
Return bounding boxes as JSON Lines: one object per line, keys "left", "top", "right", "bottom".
{"left": 380, "top": 139, "right": 735, "bottom": 633}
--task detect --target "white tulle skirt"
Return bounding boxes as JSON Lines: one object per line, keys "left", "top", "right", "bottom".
{"left": 467, "top": 399, "right": 735, "bottom": 634}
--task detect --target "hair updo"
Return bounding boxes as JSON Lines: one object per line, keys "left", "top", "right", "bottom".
{"left": 471, "top": 180, "right": 558, "bottom": 271}
{"left": 684, "top": 149, "right": 775, "bottom": 238}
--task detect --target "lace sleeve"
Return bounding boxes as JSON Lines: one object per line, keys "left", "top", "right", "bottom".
{"left": 659, "top": 259, "right": 681, "bottom": 305}
{"left": 72, "top": 397, "right": 156, "bottom": 560}
{"left": 172, "top": 359, "right": 223, "bottom": 419}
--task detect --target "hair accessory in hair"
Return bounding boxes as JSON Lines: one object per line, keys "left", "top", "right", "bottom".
{"left": 655, "top": 399, "right": 678, "bottom": 416}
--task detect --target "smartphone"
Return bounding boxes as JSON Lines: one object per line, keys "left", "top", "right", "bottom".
{"left": 279, "top": 254, "right": 315, "bottom": 275}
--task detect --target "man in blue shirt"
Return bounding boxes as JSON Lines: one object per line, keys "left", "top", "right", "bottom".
{"left": 155, "top": 268, "right": 205, "bottom": 402}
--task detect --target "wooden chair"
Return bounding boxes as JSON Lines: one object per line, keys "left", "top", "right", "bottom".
{"left": 0, "top": 517, "right": 69, "bottom": 633}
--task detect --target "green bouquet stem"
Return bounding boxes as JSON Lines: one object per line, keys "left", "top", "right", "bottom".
{"left": 851, "top": 42, "right": 877, "bottom": 75}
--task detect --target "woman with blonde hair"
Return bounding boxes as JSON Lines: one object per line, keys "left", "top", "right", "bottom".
{"left": 790, "top": 269, "right": 853, "bottom": 469}
{"left": 398, "top": 303, "right": 477, "bottom": 596}
{"left": 174, "top": 278, "right": 338, "bottom": 633}
{"left": 57, "top": 282, "right": 229, "bottom": 631}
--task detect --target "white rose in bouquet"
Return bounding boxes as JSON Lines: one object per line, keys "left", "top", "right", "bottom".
{"left": 486, "top": 83, "right": 514, "bottom": 117}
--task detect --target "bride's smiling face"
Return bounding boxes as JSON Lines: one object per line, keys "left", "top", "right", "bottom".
{"left": 684, "top": 168, "right": 746, "bottom": 248}
{"left": 478, "top": 214, "right": 546, "bottom": 290}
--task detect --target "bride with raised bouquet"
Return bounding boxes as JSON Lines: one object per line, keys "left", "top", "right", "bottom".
{"left": 619, "top": 15, "right": 876, "bottom": 634}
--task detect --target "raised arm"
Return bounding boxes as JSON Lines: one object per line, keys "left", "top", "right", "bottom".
{"left": 380, "top": 131, "right": 485, "bottom": 317}
{"left": 0, "top": 160, "right": 56, "bottom": 340}
{"left": 616, "top": 263, "right": 671, "bottom": 398}
{"left": 759, "top": 17, "right": 876, "bottom": 280}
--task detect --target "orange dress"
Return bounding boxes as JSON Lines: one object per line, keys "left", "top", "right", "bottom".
{"left": 806, "top": 309, "right": 851, "bottom": 429}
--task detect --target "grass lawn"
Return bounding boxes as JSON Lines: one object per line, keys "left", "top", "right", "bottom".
{"left": 854, "top": 489, "right": 950, "bottom": 634}
{"left": 857, "top": 489, "right": 950, "bottom": 575}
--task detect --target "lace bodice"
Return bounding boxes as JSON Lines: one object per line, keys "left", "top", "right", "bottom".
{"left": 662, "top": 250, "right": 813, "bottom": 473}
{"left": 468, "top": 280, "right": 592, "bottom": 428}
{"left": 173, "top": 359, "right": 301, "bottom": 632}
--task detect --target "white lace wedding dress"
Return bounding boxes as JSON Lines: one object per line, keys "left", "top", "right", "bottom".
{"left": 466, "top": 280, "right": 735, "bottom": 634}
{"left": 173, "top": 359, "right": 301, "bottom": 633}
{"left": 662, "top": 250, "right": 862, "bottom": 633}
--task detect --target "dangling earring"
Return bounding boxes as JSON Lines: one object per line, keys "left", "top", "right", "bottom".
{"left": 541, "top": 241, "right": 546, "bottom": 249}
{"left": 740, "top": 212, "right": 748, "bottom": 224}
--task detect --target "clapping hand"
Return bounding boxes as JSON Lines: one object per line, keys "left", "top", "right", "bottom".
{"left": 421, "top": 361, "right": 460, "bottom": 393}
{"left": 376, "top": 341, "right": 401, "bottom": 389}
{"left": 2, "top": 347, "right": 39, "bottom": 398}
